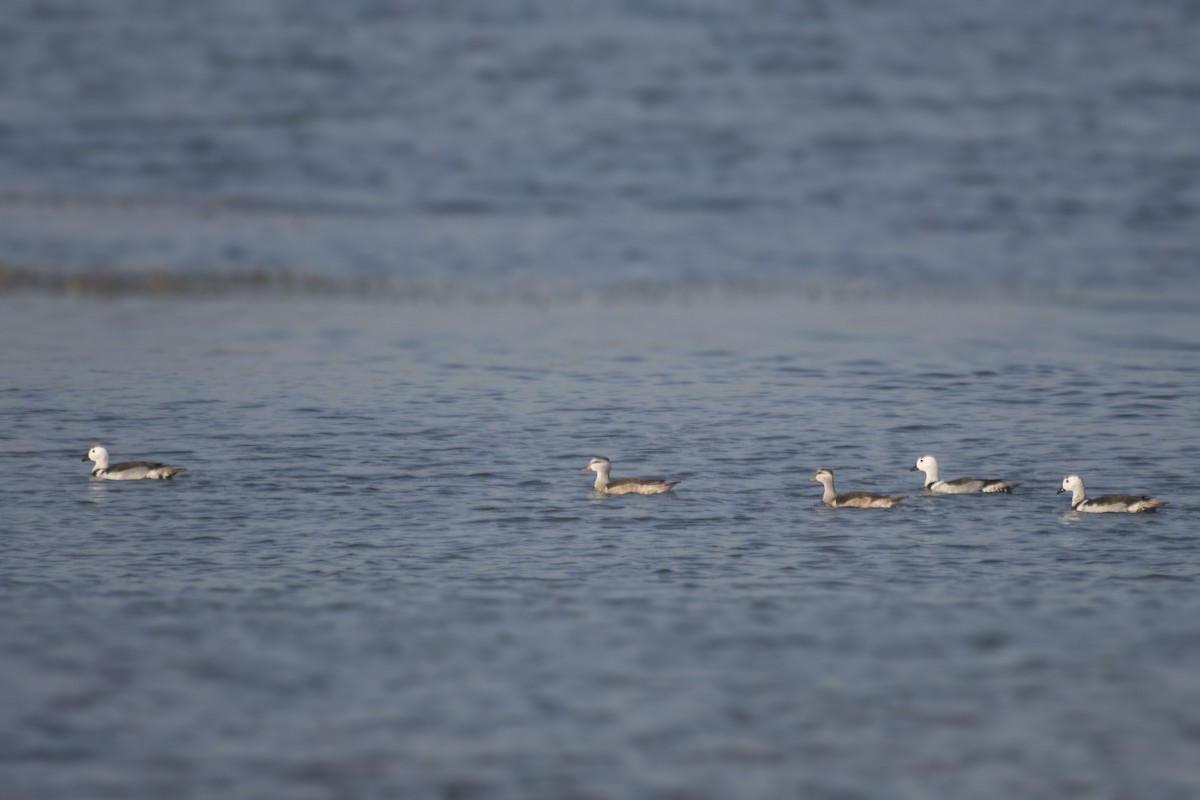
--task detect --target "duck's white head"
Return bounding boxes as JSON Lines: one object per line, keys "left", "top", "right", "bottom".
{"left": 83, "top": 445, "right": 109, "bottom": 465}
{"left": 911, "top": 454, "right": 938, "bottom": 474}
{"left": 582, "top": 456, "right": 611, "bottom": 474}
{"left": 811, "top": 468, "right": 834, "bottom": 484}
{"left": 1059, "top": 475, "right": 1084, "bottom": 495}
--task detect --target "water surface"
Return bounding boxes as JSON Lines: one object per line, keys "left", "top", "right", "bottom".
{"left": 3, "top": 291, "right": 1199, "bottom": 799}
{"left": 2, "top": 1, "right": 1200, "bottom": 797}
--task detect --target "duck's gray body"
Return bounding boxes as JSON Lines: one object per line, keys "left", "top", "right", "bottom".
{"left": 911, "top": 455, "right": 1019, "bottom": 494}
{"left": 811, "top": 468, "right": 904, "bottom": 508}
{"left": 83, "top": 446, "right": 186, "bottom": 480}
{"left": 582, "top": 456, "right": 678, "bottom": 495}
{"left": 1058, "top": 475, "right": 1165, "bottom": 513}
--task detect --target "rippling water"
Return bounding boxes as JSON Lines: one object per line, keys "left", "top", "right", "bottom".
{"left": 2, "top": 1, "right": 1200, "bottom": 798}
{"left": 2, "top": 0, "right": 1198, "bottom": 292}
{"left": 4, "top": 291, "right": 1199, "bottom": 798}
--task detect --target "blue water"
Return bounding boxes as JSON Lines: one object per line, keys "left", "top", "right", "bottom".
{"left": 1, "top": 0, "right": 1197, "bottom": 292}
{"left": 2, "top": 2, "right": 1199, "bottom": 798}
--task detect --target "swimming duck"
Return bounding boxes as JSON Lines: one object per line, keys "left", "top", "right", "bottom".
{"left": 581, "top": 456, "right": 679, "bottom": 495}
{"left": 910, "top": 454, "right": 1020, "bottom": 494}
{"left": 83, "top": 445, "right": 187, "bottom": 480}
{"left": 1058, "top": 475, "right": 1166, "bottom": 513}
{"left": 811, "top": 468, "right": 905, "bottom": 508}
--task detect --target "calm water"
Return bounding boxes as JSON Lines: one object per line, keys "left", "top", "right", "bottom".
{"left": 2, "top": 1, "right": 1200, "bottom": 798}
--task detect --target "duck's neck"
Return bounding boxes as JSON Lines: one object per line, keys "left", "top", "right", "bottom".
{"left": 922, "top": 463, "right": 939, "bottom": 486}
{"left": 92, "top": 452, "right": 109, "bottom": 470}
{"left": 592, "top": 466, "right": 611, "bottom": 491}
{"left": 1070, "top": 486, "right": 1087, "bottom": 508}
{"left": 818, "top": 477, "right": 837, "bottom": 503}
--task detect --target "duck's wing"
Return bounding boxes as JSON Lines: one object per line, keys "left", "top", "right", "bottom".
{"left": 108, "top": 460, "right": 169, "bottom": 471}
{"left": 938, "top": 477, "right": 1019, "bottom": 493}
{"left": 1090, "top": 493, "right": 1166, "bottom": 512}
{"left": 607, "top": 477, "right": 679, "bottom": 495}
{"left": 934, "top": 478, "right": 986, "bottom": 493}
{"left": 835, "top": 491, "right": 904, "bottom": 508}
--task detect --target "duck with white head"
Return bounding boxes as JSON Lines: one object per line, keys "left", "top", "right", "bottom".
{"left": 83, "top": 445, "right": 186, "bottom": 481}
{"left": 1058, "top": 474, "right": 1165, "bottom": 513}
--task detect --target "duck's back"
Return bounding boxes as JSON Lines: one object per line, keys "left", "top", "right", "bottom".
{"left": 932, "top": 477, "right": 1019, "bottom": 494}
{"left": 605, "top": 478, "right": 679, "bottom": 495}
{"left": 1080, "top": 494, "right": 1166, "bottom": 513}
{"left": 100, "top": 460, "right": 186, "bottom": 480}
{"left": 831, "top": 491, "right": 904, "bottom": 508}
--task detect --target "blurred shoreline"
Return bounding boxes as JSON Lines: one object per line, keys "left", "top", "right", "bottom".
{"left": 6, "top": 263, "right": 1199, "bottom": 321}
{"left": 0, "top": 261, "right": 1095, "bottom": 305}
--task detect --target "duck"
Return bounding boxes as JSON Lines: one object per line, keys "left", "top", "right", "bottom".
{"left": 811, "top": 468, "right": 904, "bottom": 508}
{"left": 1058, "top": 475, "right": 1166, "bottom": 513}
{"left": 581, "top": 456, "right": 679, "bottom": 495}
{"left": 82, "top": 445, "right": 187, "bottom": 480}
{"left": 910, "top": 454, "right": 1020, "bottom": 494}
